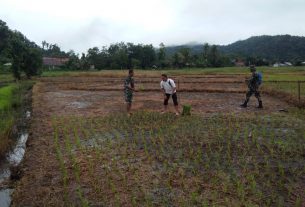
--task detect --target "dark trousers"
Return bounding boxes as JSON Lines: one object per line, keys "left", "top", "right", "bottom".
{"left": 246, "top": 89, "right": 261, "bottom": 102}
{"left": 164, "top": 93, "right": 178, "bottom": 106}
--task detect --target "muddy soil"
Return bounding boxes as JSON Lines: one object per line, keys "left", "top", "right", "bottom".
{"left": 11, "top": 75, "right": 291, "bottom": 206}
{"left": 42, "top": 90, "right": 288, "bottom": 117}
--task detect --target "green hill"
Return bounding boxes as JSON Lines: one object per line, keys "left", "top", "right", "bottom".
{"left": 219, "top": 35, "right": 305, "bottom": 62}
{"left": 164, "top": 35, "right": 305, "bottom": 63}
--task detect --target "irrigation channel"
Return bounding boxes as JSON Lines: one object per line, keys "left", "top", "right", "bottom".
{"left": 0, "top": 110, "right": 31, "bottom": 207}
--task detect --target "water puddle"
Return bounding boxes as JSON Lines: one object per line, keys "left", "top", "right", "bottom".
{"left": 0, "top": 189, "right": 12, "bottom": 207}
{"left": 7, "top": 133, "right": 29, "bottom": 166}
{"left": 68, "top": 101, "right": 90, "bottom": 109}
{"left": 0, "top": 110, "right": 30, "bottom": 207}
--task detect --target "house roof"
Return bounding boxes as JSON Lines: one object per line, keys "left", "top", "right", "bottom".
{"left": 43, "top": 57, "right": 69, "bottom": 66}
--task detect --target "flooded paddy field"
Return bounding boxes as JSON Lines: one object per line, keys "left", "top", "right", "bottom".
{"left": 9, "top": 75, "right": 304, "bottom": 206}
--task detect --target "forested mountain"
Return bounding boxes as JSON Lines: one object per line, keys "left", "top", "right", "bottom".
{"left": 164, "top": 44, "right": 203, "bottom": 57}
{"left": 164, "top": 35, "right": 305, "bottom": 63}
{"left": 218, "top": 35, "right": 305, "bottom": 62}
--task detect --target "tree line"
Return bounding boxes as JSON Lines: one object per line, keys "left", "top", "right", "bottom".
{"left": 60, "top": 42, "right": 233, "bottom": 70}
{"left": 3, "top": 18, "right": 305, "bottom": 80}
{"left": 1, "top": 15, "right": 233, "bottom": 79}
{"left": 0, "top": 20, "right": 42, "bottom": 79}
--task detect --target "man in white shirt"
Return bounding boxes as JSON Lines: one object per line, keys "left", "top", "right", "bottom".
{"left": 160, "top": 74, "right": 180, "bottom": 115}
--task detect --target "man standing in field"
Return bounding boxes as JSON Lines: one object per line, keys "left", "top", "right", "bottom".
{"left": 124, "top": 69, "right": 135, "bottom": 116}
{"left": 240, "top": 65, "right": 263, "bottom": 108}
{"left": 160, "top": 74, "right": 180, "bottom": 115}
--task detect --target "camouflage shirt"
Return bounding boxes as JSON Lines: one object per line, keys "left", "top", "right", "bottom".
{"left": 124, "top": 76, "right": 134, "bottom": 93}
{"left": 248, "top": 73, "right": 260, "bottom": 90}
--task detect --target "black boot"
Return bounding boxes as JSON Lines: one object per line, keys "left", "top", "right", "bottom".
{"left": 257, "top": 101, "right": 263, "bottom": 109}
{"left": 240, "top": 101, "right": 248, "bottom": 108}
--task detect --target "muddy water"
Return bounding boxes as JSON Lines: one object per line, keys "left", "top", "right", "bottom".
{"left": 0, "top": 111, "right": 30, "bottom": 207}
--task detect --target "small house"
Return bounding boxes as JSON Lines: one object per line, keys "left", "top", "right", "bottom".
{"left": 273, "top": 62, "right": 292, "bottom": 67}
{"left": 43, "top": 57, "right": 69, "bottom": 69}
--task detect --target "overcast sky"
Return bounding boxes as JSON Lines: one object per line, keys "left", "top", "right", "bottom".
{"left": 1, "top": 0, "right": 305, "bottom": 53}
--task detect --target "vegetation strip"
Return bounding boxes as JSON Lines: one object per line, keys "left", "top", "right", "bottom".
{"left": 0, "top": 81, "right": 34, "bottom": 158}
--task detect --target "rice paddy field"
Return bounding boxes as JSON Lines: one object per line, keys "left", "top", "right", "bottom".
{"left": 46, "top": 111, "right": 305, "bottom": 206}
{"left": 7, "top": 67, "right": 305, "bottom": 206}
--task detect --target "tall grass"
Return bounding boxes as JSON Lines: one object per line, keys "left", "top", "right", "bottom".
{"left": 0, "top": 81, "right": 34, "bottom": 158}
{"left": 0, "top": 85, "right": 15, "bottom": 110}
{"left": 0, "top": 111, "right": 14, "bottom": 157}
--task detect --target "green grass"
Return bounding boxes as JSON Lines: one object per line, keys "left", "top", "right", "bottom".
{"left": 51, "top": 110, "right": 305, "bottom": 206}
{"left": 0, "top": 81, "right": 34, "bottom": 158}
{"left": 0, "top": 85, "right": 15, "bottom": 110}
{"left": 264, "top": 81, "right": 305, "bottom": 96}
{"left": 265, "top": 74, "right": 305, "bottom": 81}
{"left": 0, "top": 111, "right": 14, "bottom": 157}
{"left": 42, "top": 70, "right": 83, "bottom": 77}
{"left": 0, "top": 84, "right": 18, "bottom": 157}
{"left": 0, "top": 73, "right": 14, "bottom": 83}
{"left": 41, "top": 66, "right": 305, "bottom": 80}
{"left": 0, "top": 81, "right": 33, "bottom": 110}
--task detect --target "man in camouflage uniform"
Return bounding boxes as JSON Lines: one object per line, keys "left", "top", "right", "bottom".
{"left": 124, "top": 69, "right": 135, "bottom": 115}
{"left": 240, "top": 65, "right": 263, "bottom": 108}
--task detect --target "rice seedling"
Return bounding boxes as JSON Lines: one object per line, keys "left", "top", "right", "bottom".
{"left": 46, "top": 109, "right": 305, "bottom": 206}
{"left": 52, "top": 118, "right": 70, "bottom": 204}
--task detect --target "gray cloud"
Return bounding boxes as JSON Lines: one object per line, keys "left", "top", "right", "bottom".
{"left": 1, "top": 0, "right": 304, "bottom": 53}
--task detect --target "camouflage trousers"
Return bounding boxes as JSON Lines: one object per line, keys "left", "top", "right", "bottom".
{"left": 124, "top": 91, "right": 133, "bottom": 103}
{"left": 246, "top": 88, "right": 261, "bottom": 102}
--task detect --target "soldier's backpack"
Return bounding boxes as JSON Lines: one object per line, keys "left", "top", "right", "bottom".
{"left": 257, "top": 72, "right": 263, "bottom": 85}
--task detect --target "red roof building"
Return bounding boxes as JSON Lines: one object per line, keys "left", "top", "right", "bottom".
{"left": 43, "top": 57, "right": 69, "bottom": 66}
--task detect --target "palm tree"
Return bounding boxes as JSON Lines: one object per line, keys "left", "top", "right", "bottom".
{"left": 42, "top": 40, "right": 47, "bottom": 50}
